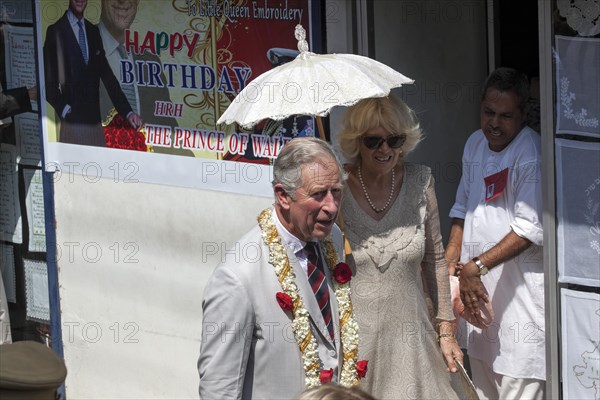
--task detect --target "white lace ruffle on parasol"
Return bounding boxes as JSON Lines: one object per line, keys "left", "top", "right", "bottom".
{"left": 217, "top": 25, "right": 413, "bottom": 128}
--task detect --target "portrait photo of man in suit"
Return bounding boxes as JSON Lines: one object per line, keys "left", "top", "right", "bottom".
{"left": 198, "top": 138, "right": 349, "bottom": 399}
{"left": 97, "top": 0, "right": 193, "bottom": 156}
{"left": 43, "top": 0, "right": 141, "bottom": 147}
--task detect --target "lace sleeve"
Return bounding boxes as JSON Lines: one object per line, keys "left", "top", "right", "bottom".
{"left": 421, "top": 176, "right": 454, "bottom": 322}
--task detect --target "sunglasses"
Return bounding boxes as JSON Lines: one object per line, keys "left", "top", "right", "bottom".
{"left": 361, "top": 135, "right": 406, "bottom": 149}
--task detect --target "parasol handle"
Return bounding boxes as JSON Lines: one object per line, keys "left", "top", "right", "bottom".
{"left": 316, "top": 116, "right": 326, "bottom": 141}
{"left": 315, "top": 115, "right": 350, "bottom": 255}
{"left": 344, "top": 236, "right": 352, "bottom": 256}
{"left": 337, "top": 211, "right": 353, "bottom": 256}
{"left": 314, "top": 113, "right": 349, "bottom": 254}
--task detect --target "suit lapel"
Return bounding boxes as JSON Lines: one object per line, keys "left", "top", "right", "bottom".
{"left": 287, "top": 246, "right": 334, "bottom": 345}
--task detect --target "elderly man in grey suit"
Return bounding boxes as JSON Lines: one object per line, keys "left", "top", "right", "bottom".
{"left": 198, "top": 137, "right": 361, "bottom": 399}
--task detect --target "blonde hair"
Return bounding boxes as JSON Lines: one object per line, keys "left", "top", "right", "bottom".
{"left": 298, "top": 384, "right": 377, "bottom": 400}
{"left": 337, "top": 96, "right": 422, "bottom": 166}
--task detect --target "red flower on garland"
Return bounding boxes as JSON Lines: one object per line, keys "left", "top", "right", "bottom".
{"left": 276, "top": 292, "right": 293, "bottom": 311}
{"left": 319, "top": 368, "right": 333, "bottom": 383}
{"left": 333, "top": 262, "right": 352, "bottom": 284}
{"left": 103, "top": 112, "right": 148, "bottom": 151}
{"left": 356, "top": 359, "right": 368, "bottom": 378}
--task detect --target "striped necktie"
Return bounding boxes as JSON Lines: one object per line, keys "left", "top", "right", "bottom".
{"left": 77, "top": 20, "right": 87, "bottom": 64}
{"left": 305, "top": 242, "right": 334, "bottom": 340}
{"left": 116, "top": 44, "right": 138, "bottom": 114}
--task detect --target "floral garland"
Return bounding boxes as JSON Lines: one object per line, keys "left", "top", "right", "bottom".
{"left": 258, "top": 208, "right": 367, "bottom": 388}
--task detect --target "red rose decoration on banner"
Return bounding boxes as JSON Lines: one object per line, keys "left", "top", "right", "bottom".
{"left": 116, "top": 128, "right": 132, "bottom": 148}
{"left": 276, "top": 292, "right": 293, "bottom": 311}
{"left": 103, "top": 110, "right": 148, "bottom": 151}
{"left": 319, "top": 368, "right": 333, "bottom": 384}
{"left": 356, "top": 360, "right": 368, "bottom": 378}
{"left": 131, "top": 133, "right": 146, "bottom": 151}
{"left": 333, "top": 262, "right": 352, "bottom": 284}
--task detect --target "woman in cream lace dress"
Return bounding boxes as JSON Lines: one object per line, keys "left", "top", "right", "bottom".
{"left": 337, "top": 96, "right": 463, "bottom": 399}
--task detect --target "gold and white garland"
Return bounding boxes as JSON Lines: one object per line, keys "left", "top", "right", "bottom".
{"left": 257, "top": 208, "right": 360, "bottom": 388}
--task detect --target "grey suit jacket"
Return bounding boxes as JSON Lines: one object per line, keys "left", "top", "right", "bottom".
{"left": 198, "top": 222, "right": 345, "bottom": 400}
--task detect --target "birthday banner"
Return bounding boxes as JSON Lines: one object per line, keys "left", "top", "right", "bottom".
{"left": 36, "top": 0, "right": 316, "bottom": 193}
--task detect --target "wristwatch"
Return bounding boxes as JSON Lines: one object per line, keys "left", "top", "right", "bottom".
{"left": 472, "top": 257, "right": 488, "bottom": 275}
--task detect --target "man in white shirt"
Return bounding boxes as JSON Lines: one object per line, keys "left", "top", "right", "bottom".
{"left": 97, "top": 0, "right": 140, "bottom": 119}
{"left": 446, "top": 67, "right": 545, "bottom": 400}
{"left": 97, "top": 0, "right": 192, "bottom": 156}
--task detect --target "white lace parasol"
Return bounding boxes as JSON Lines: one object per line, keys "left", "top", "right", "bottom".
{"left": 217, "top": 25, "right": 414, "bottom": 132}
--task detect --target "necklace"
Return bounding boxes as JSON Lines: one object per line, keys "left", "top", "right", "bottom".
{"left": 257, "top": 208, "right": 361, "bottom": 388}
{"left": 358, "top": 165, "right": 395, "bottom": 213}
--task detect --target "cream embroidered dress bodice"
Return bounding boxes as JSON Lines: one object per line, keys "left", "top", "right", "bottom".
{"left": 342, "top": 163, "right": 462, "bottom": 400}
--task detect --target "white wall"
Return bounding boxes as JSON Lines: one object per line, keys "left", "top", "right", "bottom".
{"left": 55, "top": 175, "right": 271, "bottom": 399}
{"left": 326, "top": 0, "right": 488, "bottom": 242}
{"left": 372, "top": 0, "right": 488, "bottom": 240}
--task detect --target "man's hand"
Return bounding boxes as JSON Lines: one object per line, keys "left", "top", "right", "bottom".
{"left": 458, "top": 260, "right": 489, "bottom": 314}
{"left": 127, "top": 112, "right": 142, "bottom": 130}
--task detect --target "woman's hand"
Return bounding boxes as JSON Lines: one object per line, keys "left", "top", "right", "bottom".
{"left": 447, "top": 260, "right": 459, "bottom": 277}
{"left": 438, "top": 322, "right": 463, "bottom": 373}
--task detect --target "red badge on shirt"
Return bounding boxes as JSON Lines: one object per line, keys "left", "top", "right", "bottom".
{"left": 484, "top": 168, "right": 508, "bottom": 202}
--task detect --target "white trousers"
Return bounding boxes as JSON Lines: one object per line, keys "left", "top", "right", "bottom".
{"left": 470, "top": 357, "right": 545, "bottom": 400}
